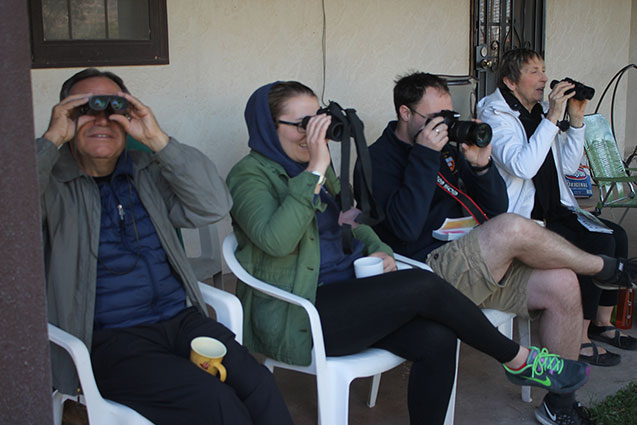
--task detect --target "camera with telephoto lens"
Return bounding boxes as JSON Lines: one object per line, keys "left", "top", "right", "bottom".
{"left": 550, "top": 78, "right": 595, "bottom": 101}
{"left": 300, "top": 102, "right": 348, "bottom": 142}
{"left": 428, "top": 110, "right": 492, "bottom": 148}
{"left": 75, "top": 95, "right": 130, "bottom": 118}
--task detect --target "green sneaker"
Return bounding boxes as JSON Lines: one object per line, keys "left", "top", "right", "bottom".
{"left": 503, "top": 346, "right": 590, "bottom": 394}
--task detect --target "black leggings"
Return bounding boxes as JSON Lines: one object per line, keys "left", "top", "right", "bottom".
{"left": 315, "top": 268, "right": 520, "bottom": 425}
{"left": 546, "top": 215, "right": 628, "bottom": 319}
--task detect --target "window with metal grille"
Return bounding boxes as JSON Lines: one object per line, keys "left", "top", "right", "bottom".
{"left": 29, "top": 0, "right": 168, "bottom": 68}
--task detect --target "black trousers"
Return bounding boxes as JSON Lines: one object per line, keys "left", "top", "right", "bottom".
{"left": 546, "top": 215, "right": 628, "bottom": 319}
{"left": 315, "top": 268, "right": 520, "bottom": 425}
{"left": 91, "top": 307, "right": 293, "bottom": 425}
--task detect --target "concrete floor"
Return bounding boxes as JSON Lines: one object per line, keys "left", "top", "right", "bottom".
{"left": 227, "top": 197, "right": 637, "bottom": 425}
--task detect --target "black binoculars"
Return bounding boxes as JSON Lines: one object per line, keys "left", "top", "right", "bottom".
{"left": 427, "top": 110, "right": 492, "bottom": 148}
{"left": 76, "top": 95, "right": 130, "bottom": 117}
{"left": 300, "top": 102, "right": 348, "bottom": 142}
{"left": 550, "top": 78, "right": 595, "bottom": 101}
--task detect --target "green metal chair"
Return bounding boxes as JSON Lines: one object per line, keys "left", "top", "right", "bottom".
{"left": 583, "top": 113, "right": 637, "bottom": 223}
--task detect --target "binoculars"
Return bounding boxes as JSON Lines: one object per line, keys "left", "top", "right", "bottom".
{"left": 76, "top": 95, "right": 130, "bottom": 117}
{"left": 550, "top": 78, "right": 595, "bottom": 101}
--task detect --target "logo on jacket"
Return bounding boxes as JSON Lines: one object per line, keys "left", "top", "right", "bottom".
{"left": 442, "top": 151, "right": 456, "bottom": 172}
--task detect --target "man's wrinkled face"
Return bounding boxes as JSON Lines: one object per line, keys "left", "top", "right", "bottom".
{"left": 70, "top": 77, "right": 127, "bottom": 164}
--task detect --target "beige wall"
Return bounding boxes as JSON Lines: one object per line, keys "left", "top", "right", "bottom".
{"left": 546, "top": 0, "right": 632, "bottom": 154}
{"left": 30, "top": 0, "right": 636, "bottom": 258}
{"left": 31, "top": 0, "right": 470, "bottom": 250}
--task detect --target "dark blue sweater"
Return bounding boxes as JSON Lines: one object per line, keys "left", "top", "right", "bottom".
{"left": 362, "top": 121, "right": 508, "bottom": 261}
{"left": 93, "top": 154, "right": 186, "bottom": 330}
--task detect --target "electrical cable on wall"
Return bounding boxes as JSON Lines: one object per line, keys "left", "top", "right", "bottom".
{"left": 320, "top": 0, "right": 327, "bottom": 106}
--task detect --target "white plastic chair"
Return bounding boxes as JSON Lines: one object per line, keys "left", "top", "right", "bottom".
{"left": 49, "top": 281, "right": 243, "bottom": 425}
{"left": 182, "top": 224, "right": 224, "bottom": 289}
{"left": 223, "top": 233, "right": 418, "bottom": 425}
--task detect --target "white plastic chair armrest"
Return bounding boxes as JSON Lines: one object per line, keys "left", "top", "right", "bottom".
{"left": 394, "top": 253, "right": 433, "bottom": 272}
{"left": 48, "top": 323, "right": 104, "bottom": 406}
{"left": 197, "top": 281, "right": 243, "bottom": 344}
{"left": 222, "top": 234, "right": 328, "bottom": 363}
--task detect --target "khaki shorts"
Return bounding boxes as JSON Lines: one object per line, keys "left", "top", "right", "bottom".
{"left": 426, "top": 228, "right": 533, "bottom": 319}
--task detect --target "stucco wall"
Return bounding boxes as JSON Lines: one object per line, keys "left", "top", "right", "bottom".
{"left": 546, "top": 0, "right": 632, "bottom": 154}
{"left": 30, "top": 0, "right": 635, "bottom": 262}
{"left": 31, "top": 0, "right": 471, "bottom": 251}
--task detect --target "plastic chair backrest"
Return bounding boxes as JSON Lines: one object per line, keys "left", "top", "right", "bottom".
{"left": 583, "top": 114, "right": 629, "bottom": 199}
{"left": 438, "top": 75, "right": 478, "bottom": 119}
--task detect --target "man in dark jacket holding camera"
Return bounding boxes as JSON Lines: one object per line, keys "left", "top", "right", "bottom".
{"left": 361, "top": 71, "right": 636, "bottom": 425}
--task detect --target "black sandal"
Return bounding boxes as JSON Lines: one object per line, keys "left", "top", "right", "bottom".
{"left": 578, "top": 342, "right": 621, "bottom": 367}
{"left": 589, "top": 324, "right": 637, "bottom": 351}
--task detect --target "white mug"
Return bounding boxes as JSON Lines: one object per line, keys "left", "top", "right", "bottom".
{"left": 354, "top": 256, "right": 384, "bottom": 278}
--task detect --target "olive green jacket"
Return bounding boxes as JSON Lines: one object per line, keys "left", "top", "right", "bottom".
{"left": 226, "top": 151, "right": 392, "bottom": 366}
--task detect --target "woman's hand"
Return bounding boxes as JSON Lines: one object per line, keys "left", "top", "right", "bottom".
{"left": 369, "top": 251, "right": 397, "bottom": 273}
{"left": 566, "top": 98, "right": 587, "bottom": 128}
{"left": 546, "top": 80, "right": 576, "bottom": 125}
{"left": 305, "top": 113, "right": 332, "bottom": 176}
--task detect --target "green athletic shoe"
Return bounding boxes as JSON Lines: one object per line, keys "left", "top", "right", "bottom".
{"left": 503, "top": 346, "right": 590, "bottom": 394}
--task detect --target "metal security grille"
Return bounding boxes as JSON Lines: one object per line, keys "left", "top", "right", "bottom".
{"left": 472, "top": 0, "right": 545, "bottom": 99}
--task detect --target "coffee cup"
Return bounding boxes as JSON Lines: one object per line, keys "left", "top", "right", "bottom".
{"left": 354, "top": 256, "right": 384, "bottom": 278}
{"left": 190, "top": 337, "right": 227, "bottom": 382}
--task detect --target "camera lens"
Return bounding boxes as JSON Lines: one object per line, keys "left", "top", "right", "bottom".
{"left": 449, "top": 121, "right": 492, "bottom": 147}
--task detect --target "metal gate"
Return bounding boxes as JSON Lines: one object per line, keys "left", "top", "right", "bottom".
{"left": 472, "top": 0, "right": 545, "bottom": 99}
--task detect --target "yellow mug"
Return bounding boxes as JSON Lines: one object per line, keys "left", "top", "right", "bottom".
{"left": 190, "top": 337, "right": 227, "bottom": 382}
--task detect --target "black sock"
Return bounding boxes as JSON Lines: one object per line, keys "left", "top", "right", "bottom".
{"left": 545, "top": 392, "right": 576, "bottom": 409}
{"left": 594, "top": 255, "right": 618, "bottom": 281}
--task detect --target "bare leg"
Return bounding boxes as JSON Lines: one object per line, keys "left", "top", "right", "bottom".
{"left": 477, "top": 213, "right": 604, "bottom": 282}
{"left": 526, "top": 268, "right": 583, "bottom": 360}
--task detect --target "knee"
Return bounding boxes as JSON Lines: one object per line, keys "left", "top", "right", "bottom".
{"left": 486, "top": 213, "right": 538, "bottom": 241}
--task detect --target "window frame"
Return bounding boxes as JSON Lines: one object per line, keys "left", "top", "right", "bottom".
{"left": 29, "top": 0, "right": 169, "bottom": 69}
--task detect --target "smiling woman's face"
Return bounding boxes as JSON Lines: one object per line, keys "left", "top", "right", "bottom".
{"left": 276, "top": 94, "right": 319, "bottom": 163}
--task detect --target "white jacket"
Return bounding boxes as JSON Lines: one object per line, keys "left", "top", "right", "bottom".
{"left": 477, "top": 88, "right": 585, "bottom": 217}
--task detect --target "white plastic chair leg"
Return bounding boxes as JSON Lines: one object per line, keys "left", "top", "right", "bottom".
{"left": 317, "top": 372, "right": 351, "bottom": 425}
{"left": 366, "top": 374, "right": 382, "bottom": 408}
{"left": 443, "top": 340, "right": 461, "bottom": 425}
{"left": 517, "top": 318, "right": 532, "bottom": 402}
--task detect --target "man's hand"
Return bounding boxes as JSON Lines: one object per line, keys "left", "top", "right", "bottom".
{"left": 461, "top": 119, "right": 492, "bottom": 171}
{"left": 546, "top": 80, "right": 576, "bottom": 125}
{"left": 42, "top": 93, "right": 92, "bottom": 147}
{"left": 414, "top": 116, "right": 448, "bottom": 151}
{"left": 369, "top": 251, "right": 397, "bottom": 273}
{"left": 109, "top": 92, "right": 170, "bottom": 152}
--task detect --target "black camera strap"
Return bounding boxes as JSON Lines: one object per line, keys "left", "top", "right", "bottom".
{"left": 327, "top": 103, "right": 384, "bottom": 253}
{"left": 436, "top": 172, "right": 489, "bottom": 225}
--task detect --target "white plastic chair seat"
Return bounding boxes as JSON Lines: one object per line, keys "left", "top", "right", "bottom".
{"left": 49, "top": 281, "right": 243, "bottom": 425}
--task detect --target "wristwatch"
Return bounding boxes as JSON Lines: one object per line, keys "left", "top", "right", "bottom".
{"left": 471, "top": 157, "right": 493, "bottom": 173}
{"left": 309, "top": 170, "right": 326, "bottom": 185}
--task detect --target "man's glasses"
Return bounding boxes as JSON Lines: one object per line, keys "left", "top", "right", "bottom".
{"left": 409, "top": 108, "right": 433, "bottom": 121}
{"left": 277, "top": 119, "right": 307, "bottom": 133}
